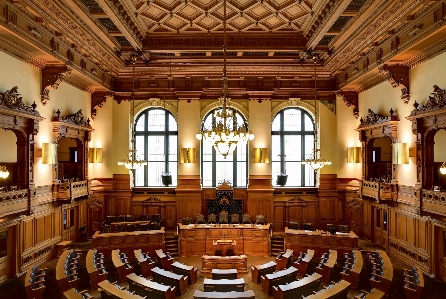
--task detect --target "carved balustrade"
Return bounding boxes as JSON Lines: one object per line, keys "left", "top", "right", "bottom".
{"left": 53, "top": 180, "right": 90, "bottom": 202}
{"left": 360, "top": 180, "right": 394, "bottom": 201}
{"left": 420, "top": 189, "right": 446, "bottom": 216}
{"left": 0, "top": 189, "right": 29, "bottom": 218}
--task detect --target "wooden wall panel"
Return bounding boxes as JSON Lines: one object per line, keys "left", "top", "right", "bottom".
{"left": 418, "top": 220, "right": 427, "bottom": 251}
{"left": 23, "top": 220, "right": 33, "bottom": 250}
{"left": 36, "top": 217, "right": 45, "bottom": 244}
{"left": 362, "top": 200, "right": 371, "bottom": 240}
{"left": 389, "top": 210, "right": 397, "bottom": 237}
{"left": 319, "top": 198, "right": 336, "bottom": 223}
{"left": 398, "top": 215, "right": 407, "bottom": 241}
{"left": 272, "top": 202, "right": 285, "bottom": 231}
{"left": 44, "top": 215, "right": 52, "bottom": 240}
{"left": 54, "top": 211, "right": 60, "bottom": 237}
{"left": 407, "top": 217, "right": 415, "bottom": 245}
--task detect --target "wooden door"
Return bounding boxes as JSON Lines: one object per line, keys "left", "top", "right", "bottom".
{"left": 89, "top": 207, "right": 103, "bottom": 233}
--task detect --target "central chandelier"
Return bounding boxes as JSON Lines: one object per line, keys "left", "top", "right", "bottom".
{"left": 195, "top": 0, "right": 254, "bottom": 158}
{"left": 118, "top": 54, "right": 148, "bottom": 170}
{"left": 304, "top": 54, "right": 331, "bottom": 170}
{"left": 0, "top": 166, "right": 9, "bottom": 179}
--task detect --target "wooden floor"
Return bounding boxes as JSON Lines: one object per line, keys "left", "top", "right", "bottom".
{"left": 0, "top": 239, "right": 445, "bottom": 299}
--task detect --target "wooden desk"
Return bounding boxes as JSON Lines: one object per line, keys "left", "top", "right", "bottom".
{"left": 152, "top": 266, "right": 188, "bottom": 296}
{"left": 251, "top": 261, "right": 276, "bottom": 284}
{"left": 212, "top": 269, "right": 238, "bottom": 280}
{"left": 172, "top": 261, "right": 198, "bottom": 284}
{"left": 203, "top": 278, "right": 245, "bottom": 292}
{"left": 315, "top": 249, "right": 337, "bottom": 282}
{"left": 127, "top": 273, "right": 175, "bottom": 299}
{"left": 293, "top": 249, "right": 314, "bottom": 276}
{"left": 25, "top": 266, "right": 46, "bottom": 299}
{"left": 63, "top": 288, "right": 93, "bottom": 299}
{"left": 340, "top": 250, "right": 363, "bottom": 289}
{"left": 272, "top": 272, "right": 322, "bottom": 299}
{"left": 193, "top": 290, "right": 255, "bottom": 299}
{"left": 178, "top": 224, "right": 271, "bottom": 257}
{"left": 355, "top": 288, "right": 385, "bottom": 299}
{"left": 112, "top": 250, "right": 133, "bottom": 282}
{"left": 304, "top": 279, "right": 350, "bottom": 299}
{"left": 213, "top": 239, "right": 237, "bottom": 255}
{"left": 202, "top": 255, "right": 248, "bottom": 273}
{"left": 369, "top": 250, "right": 393, "bottom": 296}
{"left": 276, "top": 249, "right": 293, "bottom": 270}
{"left": 155, "top": 249, "right": 173, "bottom": 271}
{"left": 98, "top": 280, "right": 144, "bottom": 299}
{"left": 91, "top": 229, "right": 165, "bottom": 256}
{"left": 56, "top": 250, "right": 79, "bottom": 294}
{"left": 134, "top": 249, "right": 155, "bottom": 276}
{"left": 285, "top": 228, "right": 359, "bottom": 256}
{"left": 86, "top": 250, "right": 108, "bottom": 288}
{"left": 403, "top": 265, "right": 424, "bottom": 299}
{"left": 57, "top": 241, "right": 72, "bottom": 257}
{"left": 261, "top": 266, "right": 298, "bottom": 295}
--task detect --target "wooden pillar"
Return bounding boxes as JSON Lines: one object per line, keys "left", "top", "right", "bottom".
{"left": 176, "top": 175, "right": 202, "bottom": 224}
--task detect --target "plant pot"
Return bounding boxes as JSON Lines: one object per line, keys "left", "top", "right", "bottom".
{"left": 276, "top": 174, "right": 288, "bottom": 187}
{"left": 161, "top": 173, "right": 172, "bottom": 186}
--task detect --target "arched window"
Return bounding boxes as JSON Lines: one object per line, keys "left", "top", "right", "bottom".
{"left": 134, "top": 108, "right": 178, "bottom": 186}
{"left": 272, "top": 108, "right": 315, "bottom": 187}
{"left": 201, "top": 108, "right": 248, "bottom": 187}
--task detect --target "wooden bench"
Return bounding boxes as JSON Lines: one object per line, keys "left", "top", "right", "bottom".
{"left": 155, "top": 249, "right": 173, "bottom": 271}
{"left": 193, "top": 290, "right": 255, "bottom": 299}
{"left": 127, "top": 273, "right": 175, "bottom": 299}
{"left": 340, "top": 250, "right": 363, "bottom": 289}
{"left": 303, "top": 279, "right": 351, "bottom": 299}
{"left": 293, "top": 249, "right": 314, "bottom": 276}
{"left": 203, "top": 278, "right": 245, "bottom": 292}
{"left": 134, "top": 249, "right": 155, "bottom": 277}
{"left": 63, "top": 288, "right": 94, "bottom": 299}
{"left": 368, "top": 250, "right": 393, "bottom": 296}
{"left": 98, "top": 280, "right": 146, "bottom": 299}
{"left": 354, "top": 288, "right": 385, "bottom": 299}
{"left": 315, "top": 249, "right": 337, "bottom": 282}
{"left": 261, "top": 266, "right": 298, "bottom": 295}
{"left": 276, "top": 249, "right": 293, "bottom": 270}
{"left": 272, "top": 272, "right": 322, "bottom": 299}
{"left": 403, "top": 265, "right": 424, "bottom": 299}
{"left": 112, "top": 249, "right": 134, "bottom": 282}
{"left": 251, "top": 261, "right": 276, "bottom": 284}
{"left": 172, "top": 261, "right": 198, "bottom": 284}
{"left": 86, "top": 249, "right": 108, "bottom": 288}
{"left": 212, "top": 269, "right": 238, "bottom": 280}
{"left": 152, "top": 266, "right": 188, "bottom": 296}
{"left": 25, "top": 265, "right": 47, "bottom": 299}
{"left": 56, "top": 250, "right": 82, "bottom": 295}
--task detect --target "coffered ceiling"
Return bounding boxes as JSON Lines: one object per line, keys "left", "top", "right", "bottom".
{"left": 1, "top": 0, "right": 446, "bottom": 103}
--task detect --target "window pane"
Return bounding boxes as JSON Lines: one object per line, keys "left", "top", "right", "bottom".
{"left": 135, "top": 136, "right": 145, "bottom": 158}
{"left": 136, "top": 114, "right": 145, "bottom": 131}
{"left": 203, "top": 143, "right": 213, "bottom": 162}
{"left": 135, "top": 165, "right": 145, "bottom": 186}
{"left": 169, "top": 162, "right": 177, "bottom": 186}
{"left": 304, "top": 135, "right": 314, "bottom": 159}
{"left": 272, "top": 114, "right": 281, "bottom": 131}
{"left": 216, "top": 162, "right": 233, "bottom": 185}
{"left": 168, "top": 135, "right": 177, "bottom": 161}
{"left": 147, "top": 162, "right": 164, "bottom": 186}
{"left": 304, "top": 114, "right": 314, "bottom": 131}
{"left": 148, "top": 136, "right": 165, "bottom": 161}
{"left": 168, "top": 114, "right": 177, "bottom": 131}
{"left": 236, "top": 162, "right": 246, "bottom": 187}
{"left": 272, "top": 135, "right": 281, "bottom": 162}
{"left": 284, "top": 109, "right": 301, "bottom": 131}
{"left": 284, "top": 135, "right": 301, "bottom": 162}
{"left": 304, "top": 164, "right": 315, "bottom": 186}
{"left": 272, "top": 162, "right": 282, "bottom": 185}
{"left": 148, "top": 110, "right": 165, "bottom": 131}
{"left": 286, "top": 162, "right": 302, "bottom": 186}
{"left": 202, "top": 161, "right": 213, "bottom": 187}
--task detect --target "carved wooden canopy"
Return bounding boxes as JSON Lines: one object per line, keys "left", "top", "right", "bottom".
{"left": 51, "top": 109, "right": 94, "bottom": 142}
{"left": 356, "top": 108, "right": 399, "bottom": 142}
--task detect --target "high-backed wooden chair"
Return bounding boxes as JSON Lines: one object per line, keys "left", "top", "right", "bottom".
{"left": 182, "top": 217, "right": 191, "bottom": 225}
{"left": 196, "top": 214, "right": 205, "bottom": 224}
{"left": 242, "top": 214, "right": 251, "bottom": 224}
{"left": 208, "top": 214, "right": 217, "bottom": 224}
{"left": 140, "top": 214, "right": 149, "bottom": 221}
{"left": 219, "top": 211, "right": 228, "bottom": 224}
{"left": 116, "top": 215, "right": 126, "bottom": 222}
{"left": 231, "top": 214, "right": 240, "bottom": 224}
{"left": 256, "top": 215, "right": 265, "bottom": 225}
{"left": 126, "top": 215, "right": 135, "bottom": 222}
{"left": 302, "top": 223, "right": 312, "bottom": 230}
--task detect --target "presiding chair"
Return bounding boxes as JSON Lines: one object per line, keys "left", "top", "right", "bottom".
{"left": 302, "top": 223, "right": 312, "bottom": 231}
{"left": 183, "top": 217, "right": 192, "bottom": 225}
{"left": 242, "top": 214, "right": 251, "bottom": 224}
{"left": 231, "top": 214, "right": 240, "bottom": 224}
{"left": 208, "top": 214, "right": 217, "bottom": 224}
{"left": 140, "top": 214, "right": 149, "bottom": 221}
{"left": 215, "top": 250, "right": 223, "bottom": 256}
{"left": 226, "top": 248, "right": 235, "bottom": 256}
{"left": 196, "top": 214, "right": 205, "bottom": 224}
{"left": 256, "top": 215, "right": 265, "bottom": 225}
{"left": 219, "top": 211, "right": 229, "bottom": 224}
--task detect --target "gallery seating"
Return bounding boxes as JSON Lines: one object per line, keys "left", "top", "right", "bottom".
{"left": 112, "top": 249, "right": 134, "bottom": 282}
{"left": 293, "top": 249, "right": 314, "bottom": 276}
{"left": 219, "top": 211, "right": 228, "bottom": 224}
{"left": 172, "top": 261, "right": 198, "bottom": 284}
{"left": 256, "top": 214, "right": 265, "bottom": 225}
{"left": 242, "top": 214, "right": 251, "bottom": 224}
{"left": 251, "top": 261, "right": 276, "bottom": 283}
{"left": 196, "top": 214, "right": 205, "bottom": 224}
{"left": 340, "top": 250, "right": 364, "bottom": 289}
{"left": 152, "top": 266, "right": 188, "bottom": 296}
{"left": 203, "top": 278, "right": 245, "bottom": 292}
{"left": 368, "top": 250, "right": 393, "bottom": 296}
{"left": 63, "top": 288, "right": 94, "bottom": 299}
{"left": 86, "top": 249, "right": 108, "bottom": 288}
{"left": 134, "top": 249, "right": 155, "bottom": 276}
{"left": 155, "top": 249, "right": 173, "bottom": 271}
{"left": 127, "top": 273, "right": 175, "bottom": 299}
{"left": 261, "top": 266, "right": 298, "bottom": 295}
{"left": 212, "top": 269, "right": 238, "bottom": 280}
{"left": 208, "top": 214, "right": 217, "bottom": 224}
{"left": 403, "top": 265, "right": 424, "bottom": 299}
{"left": 193, "top": 290, "right": 255, "bottom": 299}
{"left": 272, "top": 272, "right": 322, "bottom": 299}
{"left": 303, "top": 279, "right": 351, "bottom": 299}
{"left": 315, "top": 249, "right": 338, "bottom": 282}
{"left": 56, "top": 249, "right": 82, "bottom": 294}
{"left": 231, "top": 214, "right": 240, "bottom": 224}
{"left": 99, "top": 280, "right": 146, "bottom": 299}
{"left": 275, "top": 249, "right": 294, "bottom": 270}
{"left": 354, "top": 288, "right": 385, "bottom": 299}
{"left": 25, "top": 265, "right": 47, "bottom": 299}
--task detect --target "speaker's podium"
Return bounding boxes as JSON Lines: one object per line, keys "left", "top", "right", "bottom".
{"left": 213, "top": 239, "right": 236, "bottom": 256}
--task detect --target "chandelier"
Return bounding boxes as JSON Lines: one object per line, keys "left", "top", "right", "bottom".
{"left": 304, "top": 54, "right": 331, "bottom": 170}
{"left": 0, "top": 166, "right": 9, "bottom": 179}
{"left": 118, "top": 54, "right": 148, "bottom": 170}
{"left": 195, "top": 0, "right": 254, "bottom": 158}
{"left": 441, "top": 161, "right": 446, "bottom": 175}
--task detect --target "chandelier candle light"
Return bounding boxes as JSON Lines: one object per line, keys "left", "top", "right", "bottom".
{"left": 118, "top": 54, "right": 148, "bottom": 170}
{"left": 304, "top": 54, "right": 331, "bottom": 171}
{"left": 0, "top": 166, "right": 9, "bottom": 179}
{"left": 195, "top": 0, "right": 254, "bottom": 158}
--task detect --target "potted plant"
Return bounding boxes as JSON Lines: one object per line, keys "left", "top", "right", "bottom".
{"left": 161, "top": 172, "right": 172, "bottom": 186}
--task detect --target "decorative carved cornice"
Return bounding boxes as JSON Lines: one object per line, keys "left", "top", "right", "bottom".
{"left": 0, "top": 86, "right": 40, "bottom": 117}
{"left": 409, "top": 85, "right": 446, "bottom": 116}
{"left": 41, "top": 65, "right": 72, "bottom": 105}
{"left": 336, "top": 90, "right": 358, "bottom": 118}
{"left": 378, "top": 64, "right": 410, "bottom": 104}
{"left": 53, "top": 109, "right": 91, "bottom": 128}
{"left": 359, "top": 108, "right": 397, "bottom": 127}
{"left": 91, "top": 91, "right": 112, "bottom": 119}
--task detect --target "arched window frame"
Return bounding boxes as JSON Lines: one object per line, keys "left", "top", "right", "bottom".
{"left": 134, "top": 107, "right": 178, "bottom": 187}
{"left": 271, "top": 107, "right": 316, "bottom": 187}
{"left": 200, "top": 107, "right": 248, "bottom": 187}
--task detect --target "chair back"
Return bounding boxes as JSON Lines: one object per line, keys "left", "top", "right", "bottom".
{"left": 139, "top": 223, "right": 149, "bottom": 231}
{"left": 182, "top": 217, "right": 191, "bottom": 225}
{"left": 127, "top": 224, "right": 136, "bottom": 232}
{"left": 208, "top": 214, "right": 217, "bottom": 224}
{"left": 302, "top": 223, "right": 312, "bottom": 231}
{"left": 140, "top": 214, "right": 149, "bottom": 221}
{"left": 115, "top": 225, "right": 125, "bottom": 232}
{"left": 125, "top": 215, "right": 135, "bottom": 222}
{"left": 101, "top": 225, "right": 111, "bottom": 233}
{"left": 338, "top": 225, "right": 349, "bottom": 233}
{"left": 219, "top": 211, "right": 228, "bottom": 224}
{"left": 289, "top": 222, "right": 299, "bottom": 230}
{"left": 327, "top": 224, "right": 337, "bottom": 234}
{"left": 231, "top": 214, "right": 240, "bottom": 224}
{"left": 116, "top": 215, "right": 126, "bottom": 222}
{"left": 150, "top": 222, "right": 161, "bottom": 230}
{"left": 106, "top": 215, "right": 116, "bottom": 224}
{"left": 215, "top": 250, "right": 223, "bottom": 256}
{"left": 256, "top": 215, "right": 265, "bottom": 225}
{"left": 0, "top": 187, "right": 6, "bottom": 193}
{"left": 196, "top": 214, "right": 205, "bottom": 224}
{"left": 151, "top": 214, "right": 161, "bottom": 222}
{"left": 242, "top": 214, "right": 251, "bottom": 224}
{"left": 226, "top": 248, "right": 234, "bottom": 256}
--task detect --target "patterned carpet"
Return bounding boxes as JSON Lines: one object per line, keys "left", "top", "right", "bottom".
{"left": 1, "top": 239, "right": 445, "bottom": 299}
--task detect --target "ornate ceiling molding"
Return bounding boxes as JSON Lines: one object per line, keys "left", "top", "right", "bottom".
{"left": 91, "top": 91, "right": 113, "bottom": 119}
{"left": 378, "top": 64, "right": 410, "bottom": 104}
{"left": 0, "top": 36, "right": 46, "bottom": 69}
{"left": 41, "top": 65, "right": 72, "bottom": 105}
{"left": 336, "top": 90, "right": 358, "bottom": 118}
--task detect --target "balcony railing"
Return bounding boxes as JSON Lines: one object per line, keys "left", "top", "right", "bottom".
{"left": 421, "top": 189, "right": 446, "bottom": 216}
{"left": 360, "top": 180, "right": 393, "bottom": 201}
{"left": 53, "top": 180, "right": 90, "bottom": 201}
{"left": 0, "top": 189, "right": 29, "bottom": 218}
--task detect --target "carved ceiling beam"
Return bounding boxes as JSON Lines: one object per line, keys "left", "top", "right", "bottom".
{"left": 336, "top": 90, "right": 359, "bottom": 119}
{"left": 91, "top": 91, "right": 113, "bottom": 119}
{"left": 41, "top": 65, "right": 72, "bottom": 106}
{"left": 379, "top": 64, "right": 410, "bottom": 104}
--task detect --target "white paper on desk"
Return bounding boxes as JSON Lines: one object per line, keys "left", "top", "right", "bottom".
{"left": 304, "top": 230, "right": 311, "bottom": 232}
{"left": 205, "top": 225, "right": 210, "bottom": 227}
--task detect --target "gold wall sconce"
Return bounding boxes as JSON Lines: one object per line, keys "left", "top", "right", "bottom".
{"left": 42, "top": 143, "right": 58, "bottom": 164}
{"left": 180, "top": 148, "right": 196, "bottom": 163}
{"left": 393, "top": 142, "right": 409, "bottom": 164}
{"left": 88, "top": 148, "right": 103, "bottom": 163}
{"left": 347, "top": 147, "right": 362, "bottom": 163}
{"left": 440, "top": 161, "right": 446, "bottom": 175}
{"left": 0, "top": 166, "right": 9, "bottom": 179}
{"left": 253, "top": 148, "right": 270, "bottom": 163}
